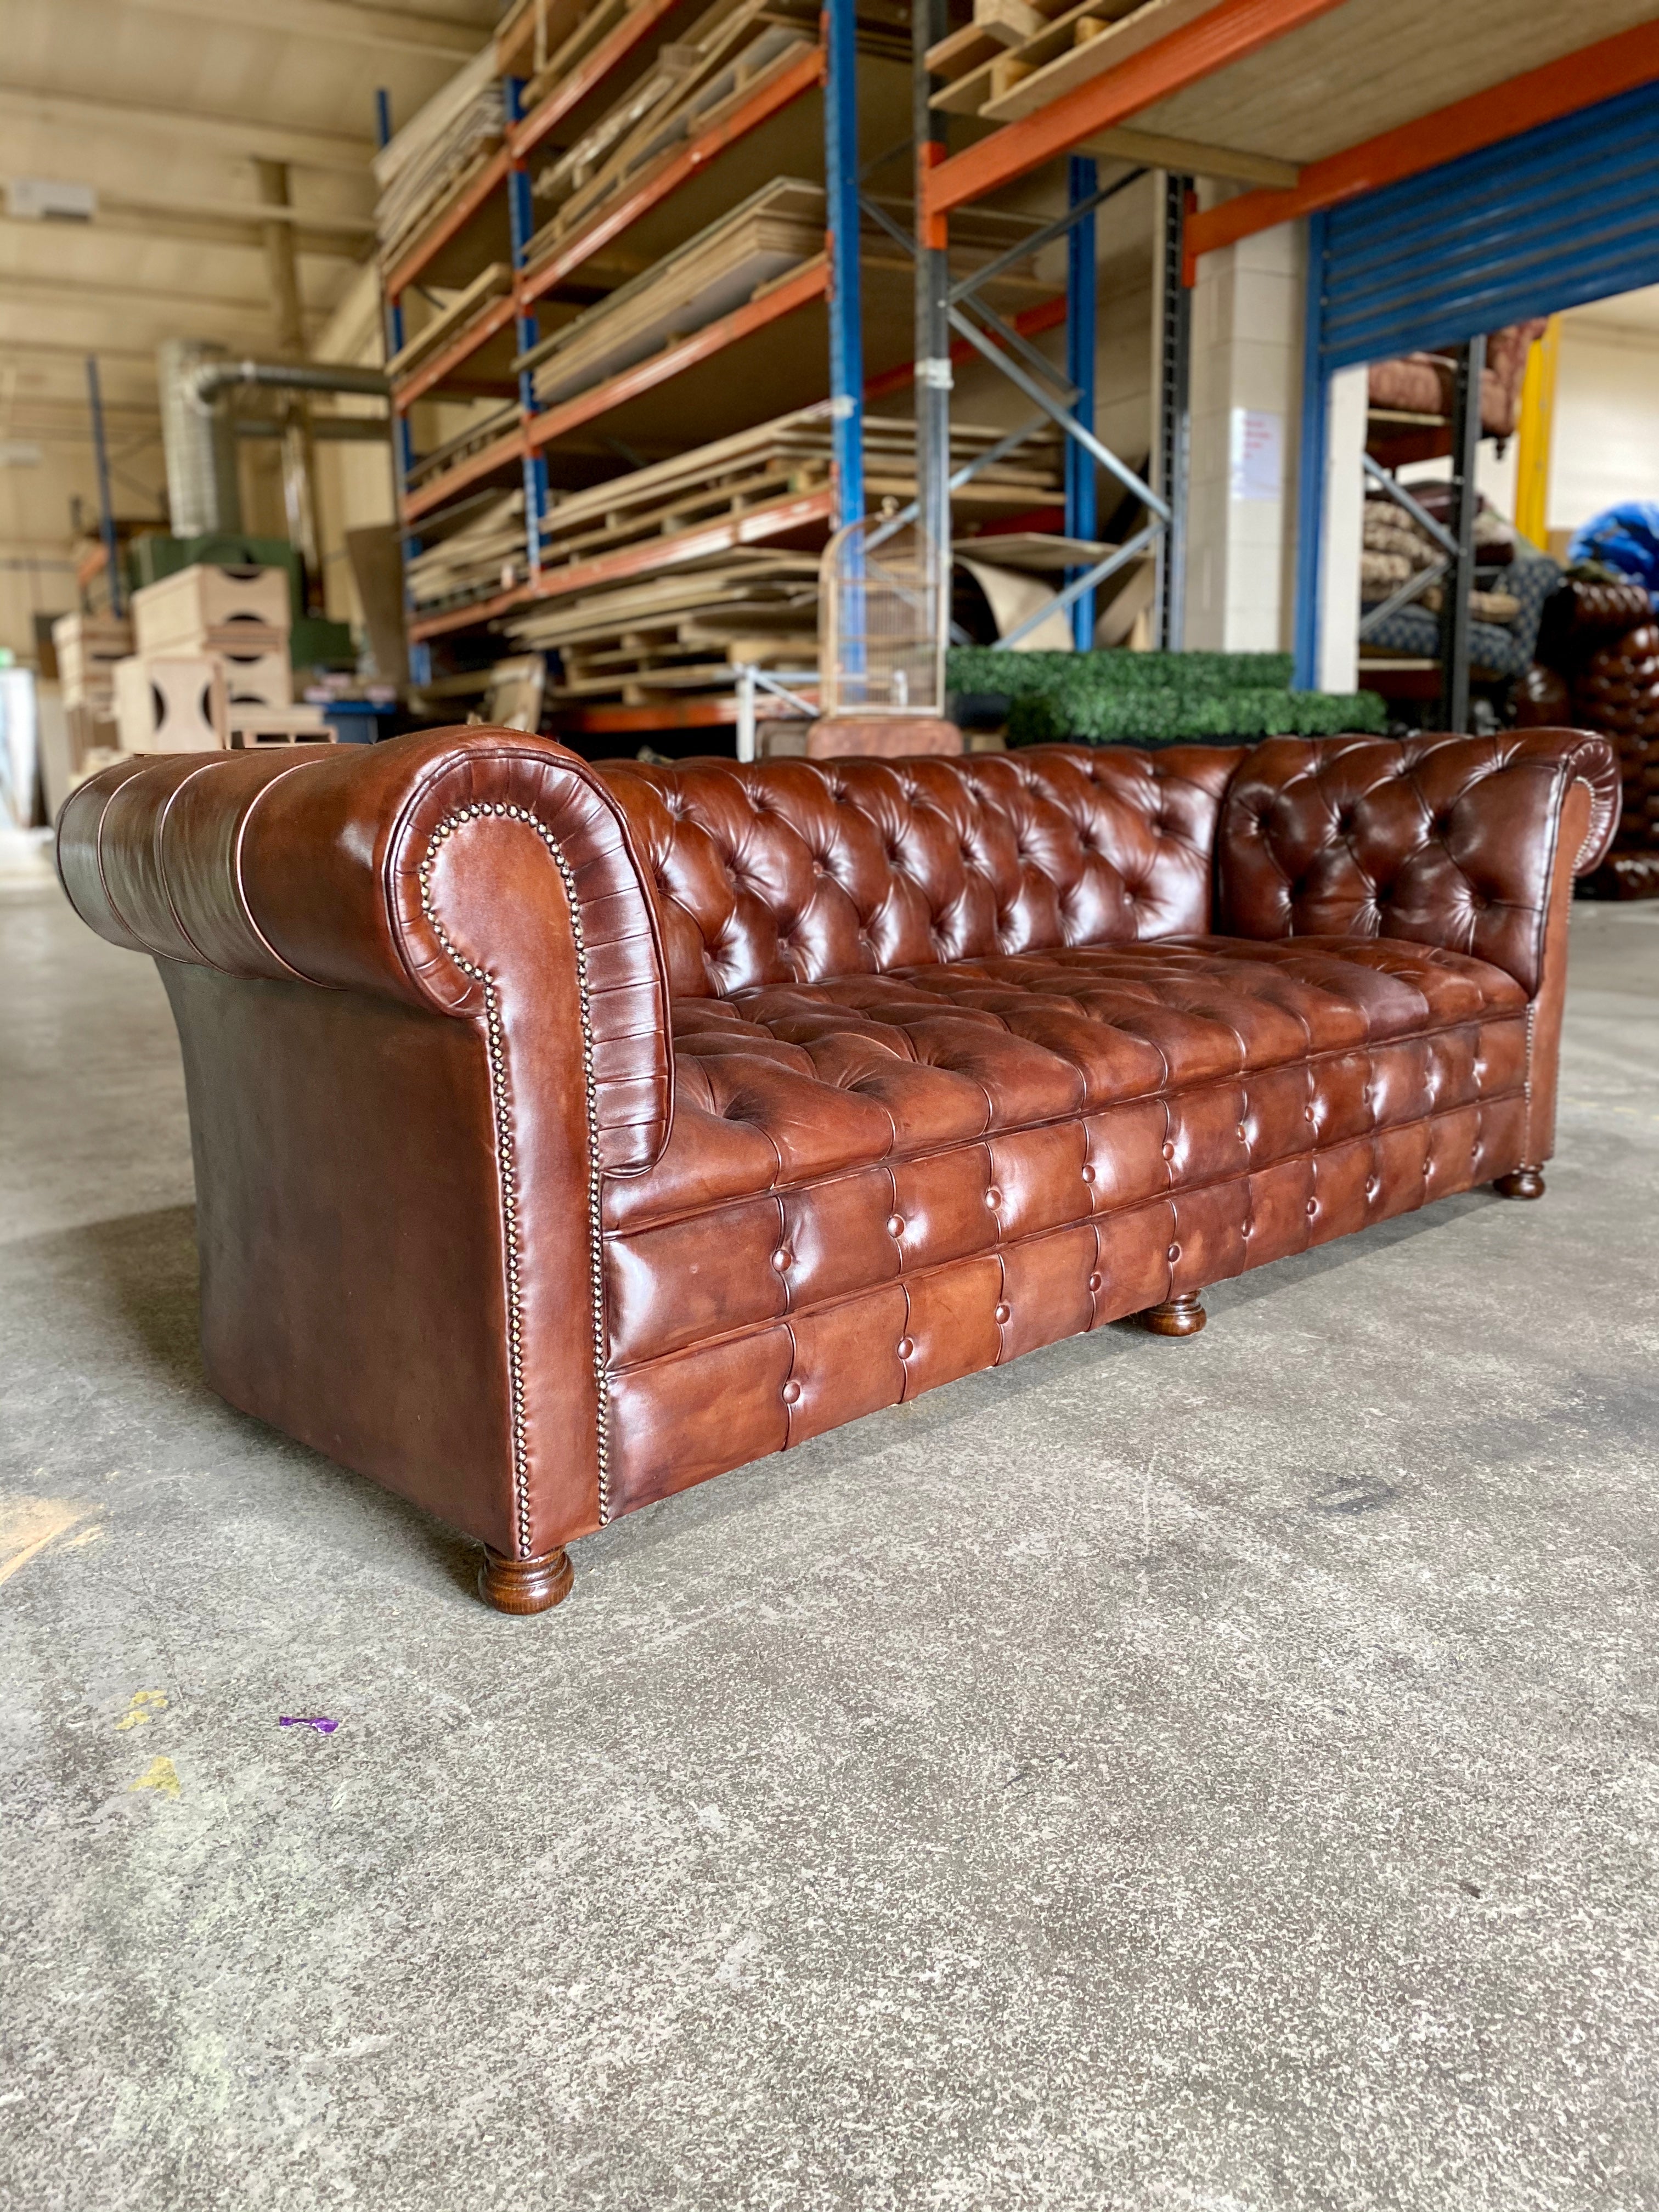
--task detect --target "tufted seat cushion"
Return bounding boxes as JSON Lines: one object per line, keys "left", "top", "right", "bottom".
{"left": 600, "top": 933, "right": 1530, "bottom": 1506}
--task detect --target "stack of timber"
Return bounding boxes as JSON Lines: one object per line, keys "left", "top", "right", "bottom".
{"left": 521, "top": 178, "right": 824, "bottom": 407}
{"left": 374, "top": 45, "right": 504, "bottom": 272}
{"left": 407, "top": 488, "right": 527, "bottom": 615}
{"left": 388, "top": 262, "right": 512, "bottom": 386}
{"left": 505, "top": 554, "right": 821, "bottom": 698}
{"left": 533, "top": 405, "right": 1057, "bottom": 574}
{"left": 523, "top": 0, "right": 819, "bottom": 274}
{"left": 404, "top": 399, "right": 521, "bottom": 494}
{"left": 490, "top": 406, "right": 1060, "bottom": 702}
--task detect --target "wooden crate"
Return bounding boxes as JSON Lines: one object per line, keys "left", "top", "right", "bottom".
{"left": 131, "top": 565, "right": 291, "bottom": 653}
{"left": 114, "top": 655, "right": 226, "bottom": 752}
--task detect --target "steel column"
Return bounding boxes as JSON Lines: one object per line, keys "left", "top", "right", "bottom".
{"left": 1440, "top": 332, "right": 1483, "bottom": 733}
{"left": 376, "top": 87, "right": 428, "bottom": 686}
{"left": 914, "top": 0, "right": 951, "bottom": 590}
{"left": 1064, "top": 155, "right": 1098, "bottom": 646}
{"left": 84, "top": 357, "right": 121, "bottom": 617}
{"left": 1291, "top": 208, "right": 1327, "bottom": 688}
{"left": 1155, "top": 172, "right": 1191, "bottom": 651}
{"left": 825, "top": 0, "right": 864, "bottom": 528}
{"left": 505, "top": 77, "right": 550, "bottom": 577}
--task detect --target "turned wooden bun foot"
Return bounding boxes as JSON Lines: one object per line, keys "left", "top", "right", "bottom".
{"left": 1494, "top": 1167, "right": 1547, "bottom": 1201}
{"left": 478, "top": 1545, "right": 575, "bottom": 1615}
{"left": 1141, "top": 1294, "right": 1207, "bottom": 1336}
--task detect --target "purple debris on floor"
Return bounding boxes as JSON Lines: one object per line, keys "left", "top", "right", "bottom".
{"left": 279, "top": 1716, "right": 339, "bottom": 1734}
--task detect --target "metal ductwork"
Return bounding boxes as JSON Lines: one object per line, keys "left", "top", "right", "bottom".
{"left": 157, "top": 341, "right": 392, "bottom": 536}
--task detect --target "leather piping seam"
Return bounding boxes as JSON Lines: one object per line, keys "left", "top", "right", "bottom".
{"left": 225, "top": 764, "right": 321, "bottom": 986}
{"left": 150, "top": 758, "right": 232, "bottom": 972}
{"left": 420, "top": 800, "right": 612, "bottom": 1547}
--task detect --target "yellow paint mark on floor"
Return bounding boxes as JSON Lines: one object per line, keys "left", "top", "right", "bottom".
{"left": 0, "top": 1494, "right": 98, "bottom": 1587}
{"left": 128, "top": 1756, "right": 180, "bottom": 1799}
{"left": 115, "top": 1690, "right": 168, "bottom": 1731}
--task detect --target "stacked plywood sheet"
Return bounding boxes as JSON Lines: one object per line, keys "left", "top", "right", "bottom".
{"left": 374, "top": 44, "right": 505, "bottom": 271}
{"left": 388, "top": 262, "right": 513, "bottom": 386}
{"left": 407, "top": 488, "right": 528, "bottom": 614}
{"left": 521, "top": 179, "right": 824, "bottom": 408}
{"left": 523, "top": 0, "right": 818, "bottom": 275}
{"left": 529, "top": 407, "right": 1053, "bottom": 573}
{"left": 492, "top": 407, "right": 1060, "bottom": 701}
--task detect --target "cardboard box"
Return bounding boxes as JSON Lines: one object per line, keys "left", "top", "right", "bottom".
{"left": 114, "top": 655, "right": 226, "bottom": 752}
{"left": 131, "top": 563, "right": 291, "bottom": 651}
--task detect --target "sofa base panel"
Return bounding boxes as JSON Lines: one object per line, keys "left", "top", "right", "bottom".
{"left": 479, "top": 1547, "right": 575, "bottom": 1615}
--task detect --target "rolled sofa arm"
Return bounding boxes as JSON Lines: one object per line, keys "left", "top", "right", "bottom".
{"left": 1216, "top": 728, "right": 1618, "bottom": 995}
{"left": 58, "top": 730, "right": 673, "bottom": 1171}
{"left": 57, "top": 731, "right": 672, "bottom": 1564}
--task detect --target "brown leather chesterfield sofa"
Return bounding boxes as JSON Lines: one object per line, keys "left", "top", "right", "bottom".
{"left": 58, "top": 727, "right": 1616, "bottom": 1613}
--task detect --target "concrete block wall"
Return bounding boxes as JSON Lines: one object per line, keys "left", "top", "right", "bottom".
{"left": 1183, "top": 218, "right": 1305, "bottom": 653}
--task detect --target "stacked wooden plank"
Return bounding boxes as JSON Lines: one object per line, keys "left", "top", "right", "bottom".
{"left": 922, "top": 0, "right": 1301, "bottom": 186}
{"left": 388, "top": 262, "right": 513, "bottom": 386}
{"left": 504, "top": 554, "right": 821, "bottom": 698}
{"left": 490, "top": 407, "right": 1060, "bottom": 700}
{"left": 374, "top": 45, "right": 505, "bottom": 272}
{"left": 522, "top": 0, "right": 819, "bottom": 275}
{"left": 520, "top": 178, "right": 824, "bottom": 407}
{"left": 404, "top": 400, "right": 521, "bottom": 495}
{"left": 407, "top": 488, "right": 528, "bottom": 614}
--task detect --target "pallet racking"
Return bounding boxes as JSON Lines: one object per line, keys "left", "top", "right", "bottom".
{"left": 376, "top": 0, "right": 1065, "bottom": 743}
{"left": 912, "top": 0, "right": 1659, "bottom": 710}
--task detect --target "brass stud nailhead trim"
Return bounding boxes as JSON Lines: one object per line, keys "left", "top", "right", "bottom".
{"left": 420, "top": 799, "right": 612, "bottom": 1548}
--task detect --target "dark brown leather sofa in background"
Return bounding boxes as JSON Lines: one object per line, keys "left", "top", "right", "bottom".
{"left": 58, "top": 727, "right": 1616, "bottom": 1612}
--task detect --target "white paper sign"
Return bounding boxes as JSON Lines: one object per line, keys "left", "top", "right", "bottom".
{"left": 1229, "top": 408, "right": 1283, "bottom": 502}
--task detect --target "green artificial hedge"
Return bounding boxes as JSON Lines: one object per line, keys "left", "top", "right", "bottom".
{"left": 945, "top": 648, "right": 1387, "bottom": 746}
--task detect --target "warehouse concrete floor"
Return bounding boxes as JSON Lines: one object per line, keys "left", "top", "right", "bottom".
{"left": 3, "top": 881, "right": 1658, "bottom": 2212}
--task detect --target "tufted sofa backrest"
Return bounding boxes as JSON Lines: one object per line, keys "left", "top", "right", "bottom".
{"left": 596, "top": 744, "right": 1245, "bottom": 998}
{"left": 1217, "top": 731, "right": 1618, "bottom": 997}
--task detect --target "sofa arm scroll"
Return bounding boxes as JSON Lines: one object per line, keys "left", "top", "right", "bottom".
{"left": 57, "top": 729, "right": 674, "bottom": 1173}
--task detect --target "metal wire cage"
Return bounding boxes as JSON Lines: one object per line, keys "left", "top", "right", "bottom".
{"left": 817, "top": 510, "right": 947, "bottom": 720}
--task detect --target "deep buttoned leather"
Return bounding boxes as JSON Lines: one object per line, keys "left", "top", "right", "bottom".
{"left": 57, "top": 725, "right": 1613, "bottom": 1562}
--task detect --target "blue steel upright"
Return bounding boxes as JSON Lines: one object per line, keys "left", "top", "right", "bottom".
{"left": 824, "top": 0, "right": 864, "bottom": 531}
{"left": 376, "top": 87, "right": 428, "bottom": 685}
{"left": 1292, "top": 210, "right": 1330, "bottom": 690}
{"left": 1064, "top": 155, "right": 1098, "bottom": 648}
{"left": 505, "top": 78, "right": 550, "bottom": 577}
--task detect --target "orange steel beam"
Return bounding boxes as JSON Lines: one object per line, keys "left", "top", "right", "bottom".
{"left": 408, "top": 486, "right": 834, "bottom": 641}
{"left": 1187, "top": 21, "right": 1659, "bottom": 263}
{"left": 510, "top": 0, "right": 687, "bottom": 164}
{"left": 525, "top": 257, "right": 827, "bottom": 452}
{"left": 386, "top": 143, "right": 511, "bottom": 300}
{"left": 924, "top": 0, "right": 1346, "bottom": 222}
{"left": 520, "top": 41, "right": 825, "bottom": 309}
{"left": 392, "top": 47, "right": 822, "bottom": 417}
